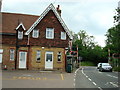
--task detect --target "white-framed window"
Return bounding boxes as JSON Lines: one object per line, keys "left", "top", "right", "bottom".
{"left": 32, "top": 29, "right": 39, "bottom": 38}
{"left": 18, "top": 31, "right": 23, "bottom": 39}
{"left": 10, "top": 49, "right": 15, "bottom": 61}
{"left": 46, "top": 28, "right": 54, "bottom": 39}
{"left": 61, "top": 32, "right": 66, "bottom": 40}
{"left": 57, "top": 52, "right": 62, "bottom": 62}
{"left": 36, "top": 50, "right": 41, "bottom": 62}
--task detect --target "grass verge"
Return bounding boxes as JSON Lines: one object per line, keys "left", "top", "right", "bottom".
{"left": 80, "top": 61, "right": 95, "bottom": 66}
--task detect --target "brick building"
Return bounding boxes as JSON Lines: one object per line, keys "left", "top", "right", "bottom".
{"left": 0, "top": 4, "right": 73, "bottom": 71}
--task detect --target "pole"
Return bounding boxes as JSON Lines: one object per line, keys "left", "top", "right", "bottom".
{"left": 108, "top": 48, "right": 110, "bottom": 63}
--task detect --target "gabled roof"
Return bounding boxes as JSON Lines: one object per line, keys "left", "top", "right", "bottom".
{"left": 25, "top": 3, "right": 73, "bottom": 40}
{"left": 1, "top": 12, "right": 39, "bottom": 34}
{"left": 16, "top": 22, "right": 26, "bottom": 30}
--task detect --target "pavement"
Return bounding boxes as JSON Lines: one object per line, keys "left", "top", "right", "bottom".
{"left": 2, "top": 69, "right": 75, "bottom": 88}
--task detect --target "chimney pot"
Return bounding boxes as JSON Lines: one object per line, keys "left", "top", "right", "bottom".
{"left": 56, "top": 5, "right": 61, "bottom": 16}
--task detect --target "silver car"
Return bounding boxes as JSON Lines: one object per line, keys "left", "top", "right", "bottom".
{"left": 99, "top": 63, "right": 112, "bottom": 72}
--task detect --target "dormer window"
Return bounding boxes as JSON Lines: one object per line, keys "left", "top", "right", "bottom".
{"left": 61, "top": 32, "right": 66, "bottom": 40}
{"left": 32, "top": 29, "right": 39, "bottom": 38}
{"left": 18, "top": 31, "right": 23, "bottom": 39}
{"left": 46, "top": 28, "right": 54, "bottom": 39}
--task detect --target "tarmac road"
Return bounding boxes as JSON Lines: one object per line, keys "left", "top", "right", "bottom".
{"left": 75, "top": 66, "right": 119, "bottom": 90}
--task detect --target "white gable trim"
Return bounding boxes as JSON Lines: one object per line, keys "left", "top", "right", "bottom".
{"left": 25, "top": 3, "right": 73, "bottom": 40}
{"left": 16, "top": 22, "right": 26, "bottom": 30}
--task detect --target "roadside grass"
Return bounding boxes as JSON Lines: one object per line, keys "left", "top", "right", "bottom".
{"left": 113, "top": 67, "right": 120, "bottom": 72}
{"left": 80, "top": 61, "right": 95, "bottom": 66}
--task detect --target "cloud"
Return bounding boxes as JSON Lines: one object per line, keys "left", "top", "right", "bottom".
{"left": 94, "top": 35, "right": 107, "bottom": 47}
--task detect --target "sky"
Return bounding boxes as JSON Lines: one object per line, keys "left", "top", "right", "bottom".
{"left": 1, "top": 0, "right": 119, "bottom": 47}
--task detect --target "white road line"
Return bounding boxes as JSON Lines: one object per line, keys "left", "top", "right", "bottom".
{"left": 107, "top": 74, "right": 118, "bottom": 79}
{"left": 88, "top": 78, "right": 92, "bottom": 81}
{"left": 98, "top": 87, "right": 103, "bottom": 90}
{"left": 74, "top": 68, "right": 80, "bottom": 88}
{"left": 82, "top": 67, "right": 103, "bottom": 90}
{"left": 109, "top": 82, "right": 118, "bottom": 87}
{"left": 93, "top": 82, "right": 97, "bottom": 86}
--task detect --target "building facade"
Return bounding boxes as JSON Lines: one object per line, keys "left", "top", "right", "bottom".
{"left": 0, "top": 4, "right": 73, "bottom": 71}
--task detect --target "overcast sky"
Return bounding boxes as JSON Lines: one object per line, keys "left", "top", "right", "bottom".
{"left": 1, "top": 0, "right": 119, "bottom": 47}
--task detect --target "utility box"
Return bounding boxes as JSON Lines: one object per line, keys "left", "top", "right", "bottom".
{"left": 66, "top": 55, "right": 73, "bottom": 73}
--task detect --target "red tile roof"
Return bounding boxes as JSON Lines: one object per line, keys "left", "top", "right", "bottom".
{"left": 1, "top": 12, "right": 39, "bottom": 33}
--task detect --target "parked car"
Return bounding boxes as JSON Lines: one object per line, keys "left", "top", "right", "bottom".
{"left": 99, "top": 63, "right": 112, "bottom": 72}
{"left": 97, "top": 63, "right": 101, "bottom": 69}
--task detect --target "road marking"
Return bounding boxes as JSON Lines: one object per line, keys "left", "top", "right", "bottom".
{"left": 60, "top": 74, "right": 64, "bottom": 80}
{"left": 107, "top": 74, "right": 118, "bottom": 79}
{"left": 93, "top": 82, "right": 97, "bottom": 86}
{"left": 88, "top": 78, "right": 92, "bottom": 81}
{"left": 98, "top": 87, "right": 103, "bottom": 90}
{"left": 109, "top": 82, "right": 118, "bottom": 87}
{"left": 82, "top": 67, "right": 103, "bottom": 90}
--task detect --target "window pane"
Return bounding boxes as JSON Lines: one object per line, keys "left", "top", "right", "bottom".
{"left": 46, "top": 54, "right": 52, "bottom": 61}
{"left": 36, "top": 50, "right": 41, "bottom": 61}
{"left": 18, "top": 31, "right": 23, "bottom": 39}
{"left": 61, "top": 32, "right": 66, "bottom": 40}
{"left": 46, "top": 28, "right": 54, "bottom": 39}
{"left": 10, "top": 49, "right": 14, "bottom": 61}
{"left": 33, "top": 29, "right": 39, "bottom": 38}
{"left": 58, "top": 52, "right": 61, "bottom": 62}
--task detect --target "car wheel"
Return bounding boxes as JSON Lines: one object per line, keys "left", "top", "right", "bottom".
{"left": 110, "top": 69, "right": 112, "bottom": 72}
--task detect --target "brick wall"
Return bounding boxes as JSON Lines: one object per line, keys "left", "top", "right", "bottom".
{"left": 30, "top": 46, "right": 65, "bottom": 71}
{"left": 29, "top": 10, "right": 70, "bottom": 48}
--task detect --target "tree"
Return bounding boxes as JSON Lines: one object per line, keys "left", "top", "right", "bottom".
{"left": 72, "top": 30, "right": 105, "bottom": 65}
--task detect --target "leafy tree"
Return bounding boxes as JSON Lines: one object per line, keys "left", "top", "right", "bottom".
{"left": 72, "top": 30, "right": 106, "bottom": 65}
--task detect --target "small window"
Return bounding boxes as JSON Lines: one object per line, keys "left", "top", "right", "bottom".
{"left": 36, "top": 50, "right": 41, "bottom": 62}
{"left": 46, "top": 28, "right": 54, "bottom": 39}
{"left": 32, "top": 29, "right": 39, "bottom": 38}
{"left": 57, "top": 52, "right": 62, "bottom": 62}
{"left": 18, "top": 31, "right": 23, "bottom": 39}
{"left": 10, "top": 49, "right": 15, "bottom": 61}
{"left": 61, "top": 32, "right": 66, "bottom": 40}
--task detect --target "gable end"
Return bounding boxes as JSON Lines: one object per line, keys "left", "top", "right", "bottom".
{"left": 25, "top": 3, "right": 73, "bottom": 40}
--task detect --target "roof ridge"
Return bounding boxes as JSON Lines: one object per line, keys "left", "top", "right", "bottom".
{"left": 1, "top": 12, "right": 40, "bottom": 17}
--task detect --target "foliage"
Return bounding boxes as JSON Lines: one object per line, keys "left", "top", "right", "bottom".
{"left": 80, "top": 61, "right": 95, "bottom": 66}
{"left": 105, "top": 6, "right": 120, "bottom": 70}
{"left": 72, "top": 30, "right": 107, "bottom": 65}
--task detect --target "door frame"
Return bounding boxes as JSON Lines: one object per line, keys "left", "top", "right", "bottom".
{"left": 45, "top": 51, "right": 53, "bottom": 69}
{"left": 0, "top": 49, "right": 3, "bottom": 63}
{"left": 19, "top": 51, "right": 27, "bottom": 69}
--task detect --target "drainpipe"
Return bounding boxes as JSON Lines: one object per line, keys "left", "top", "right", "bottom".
{"left": 27, "top": 35, "right": 30, "bottom": 70}
{"left": 15, "top": 29, "right": 18, "bottom": 69}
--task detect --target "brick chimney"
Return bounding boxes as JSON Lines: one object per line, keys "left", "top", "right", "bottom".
{"left": 56, "top": 5, "right": 61, "bottom": 16}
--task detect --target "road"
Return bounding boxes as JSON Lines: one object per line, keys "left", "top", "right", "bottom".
{"left": 75, "top": 66, "right": 119, "bottom": 90}
{"left": 1, "top": 66, "right": 119, "bottom": 89}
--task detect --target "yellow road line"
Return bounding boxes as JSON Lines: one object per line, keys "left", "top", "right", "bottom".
{"left": 60, "top": 74, "right": 64, "bottom": 80}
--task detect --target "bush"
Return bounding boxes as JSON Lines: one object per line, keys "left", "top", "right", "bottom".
{"left": 80, "top": 61, "right": 95, "bottom": 66}
{"left": 113, "top": 67, "right": 120, "bottom": 72}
